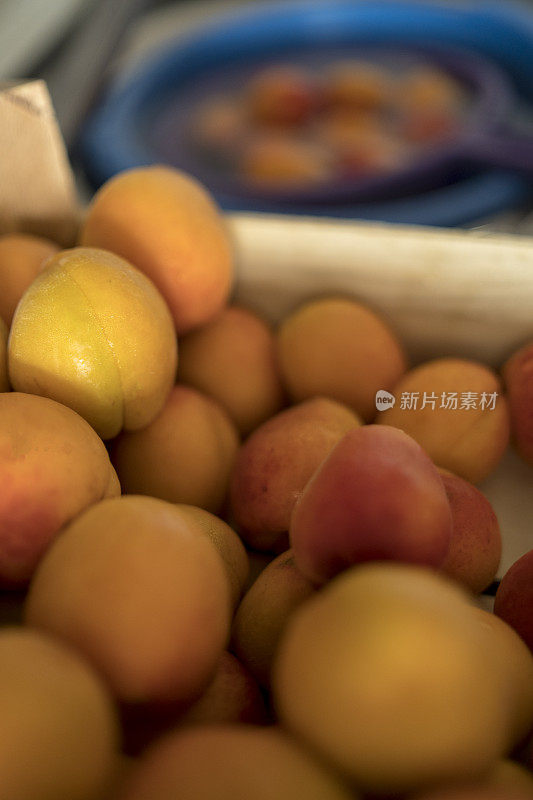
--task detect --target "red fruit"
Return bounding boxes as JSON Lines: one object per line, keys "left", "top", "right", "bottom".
{"left": 290, "top": 424, "right": 452, "bottom": 584}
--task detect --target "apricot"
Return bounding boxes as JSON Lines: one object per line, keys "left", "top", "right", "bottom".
{"left": 174, "top": 504, "right": 249, "bottom": 609}
{"left": 25, "top": 495, "right": 231, "bottom": 706}
{"left": 80, "top": 166, "right": 234, "bottom": 334}
{"left": 118, "top": 725, "right": 356, "bottom": 800}
{"left": 112, "top": 386, "right": 239, "bottom": 514}
{"left": 0, "top": 233, "right": 59, "bottom": 326}
{"left": 232, "top": 549, "right": 315, "bottom": 688}
{"left": 398, "top": 67, "right": 464, "bottom": 114}
{"left": 502, "top": 341, "right": 533, "bottom": 466}
{"left": 121, "top": 652, "right": 267, "bottom": 755}
{"left": 0, "top": 627, "right": 118, "bottom": 800}
{"left": 273, "top": 563, "right": 509, "bottom": 794}
{"left": 8, "top": 247, "right": 177, "bottom": 439}
{"left": 494, "top": 549, "right": 533, "bottom": 653}
{"left": 469, "top": 607, "right": 533, "bottom": 748}
{"left": 437, "top": 470, "right": 501, "bottom": 594}
{"left": 0, "top": 316, "right": 8, "bottom": 392}
{"left": 241, "top": 134, "right": 333, "bottom": 188}
{"left": 0, "top": 392, "right": 119, "bottom": 587}
{"left": 246, "top": 65, "right": 317, "bottom": 127}
{"left": 324, "top": 60, "right": 392, "bottom": 111}
{"left": 229, "top": 397, "right": 361, "bottom": 551}
{"left": 377, "top": 358, "right": 510, "bottom": 484}
{"left": 290, "top": 425, "right": 452, "bottom": 584}
{"left": 191, "top": 97, "right": 246, "bottom": 157}
{"left": 244, "top": 549, "right": 276, "bottom": 593}
{"left": 277, "top": 297, "right": 407, "bottom": 421}
{"left": 178, "top": 305, "right": 285, "bottom": 435}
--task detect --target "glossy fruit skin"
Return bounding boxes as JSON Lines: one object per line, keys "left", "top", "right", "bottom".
{"left": 8, "top": 247, "right": 177, "bottom": 440}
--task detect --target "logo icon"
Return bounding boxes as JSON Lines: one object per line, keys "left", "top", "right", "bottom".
{"left": 375, "top": 390, "right": 396, "bottom": 412}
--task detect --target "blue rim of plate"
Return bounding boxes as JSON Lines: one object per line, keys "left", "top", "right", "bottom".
{"left": 80, "top": 0, "right": 533, "bottom": 226}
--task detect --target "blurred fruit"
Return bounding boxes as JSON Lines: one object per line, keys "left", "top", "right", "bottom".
{"left": 112, "top": 385, "right": 239, "bottom": 514}
{"left": 118, "top": 725, "right": 356, "bottom": 800}
{"left": 174, "top": 652, "right": 267, "bottom": 728}
{"left": 80, "top": 166, "right": 234, "bottom": 334}
{"left": 0, "top": 392, "right": 119, "bottom": 587}
{"left": 241, "top": 134, "right": 333, "bottom": 188}
{"left": 377, "top": 357, "right": 509, "bottom": 483}
{"left": 290, "top": 425, "right": 452, "bottom": 584}
{"left": 0, "top": 233, "right": 58, "bottom": 326}
{"left": 469, "top": 607, "right": 533, "bottom": 748}
{"left": 502, "top": 341, "right": 533, "bottom": 466}
{"left": 0, "top": 627, "right": 118, "bottom": 800}
{"left": 273, "top": 563, "right": 509, "bottom": 794}
{"left": 397, "top": 67, "right": 465, "bottom": 115}
{"left": 178, "top": 305, "right": 285, "bottom": 435}
{"left": 0, "top": 316, "right": 8, "bottom": 392}
{"left": 438, "top": 470, "right": 501, "bottom": 594}
{"left": 25, "top": 495, "right": 231, "bottom": 706}
{"left": 324, "top": 60, "right": 392, "bottom": 111}
{"left": 231, "top": 549, "right": 315, "bottom": 689}
{"left": 8, "top": 247, "right": 177, "bottom": 439}
{"left": 246, "top": 65, "right": 318, "bottom": 127}
{"left": 121, "top": 651, "right": 267, "bottom": 756}
{"left": 494, "top": 549, "right": 533, "bottom": 653}
{"left": 174, "top": 504, "right": 249, "bottom": 609}
{"left": 229, "top": 397, "right": 361, "bottom": 551}
{"left": 191, "top": 97, "right": 247, "bottom": 159}
{"left": 277, "top": 297, "right": 406, "bottom": 421}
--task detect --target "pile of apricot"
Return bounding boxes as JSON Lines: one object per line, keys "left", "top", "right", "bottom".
{"left": 189, "top": 60, "right": 466, "bottom": 190}
{"left": 0, "top": 165, "right": 532, "bottom": 800}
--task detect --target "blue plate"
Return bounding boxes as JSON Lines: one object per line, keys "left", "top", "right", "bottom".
{"left": 80, "top": 0, "right": 533, "bottom": 226}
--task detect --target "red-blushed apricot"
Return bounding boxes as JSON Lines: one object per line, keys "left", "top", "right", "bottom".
{"left": 8, "top": 247, "right": 177, "bottom": 440}
{"left": 494, "top": 549, "right": 533, "bottom": 653}
{"left": 378, "top": 358, "right": 510, "bottom": 484}
{"left": 437, "top": 470, "right": 501, "bottom": 594}
{"left": 0, "top": 392, "right": 119, "bottom": 588}
{"left": 231, "top": 549, "right": 315, "bottom": 689}
{"left": 272, "top": 563, "right": 509, "bottom": 795}
{"left": 112, "top": 386, "right": 239, "bottom": 514}
{"left": 121, "top": 651, "right": 267, "bottom": 756}
{"left": 241, "top": 134, "right": 333, "bottom": 188}
{"left": 118, "top": 725, "right": 356, "bottom": 800}
{"left": 290, "top": 425, "right": 452, "bottom": 585}
{"left": 0, "top": 233, "right": 59, "bottom": 326}
{"left": 174, "top": 504, "right": 249, "bottom": 609}
{"left": 0, "top": 316, "right": 8, "bottom": 392}
{"left": 324, "top": 60, "right": 392, "bottom": 111}
{"left": 469, "top": 608, "right": 533, "bottom": 749}
{"left": 80, "top": 166, "right": 234, "bottom": 334}
{"left": 178, "top": 305, "right": 285, "bottom": 435}
{"left": 276, "top": 297, "right": 407, "bottom": 422}
{"left": 0, "top": 627, "right": 118, "bottom": 800}
{"left": 24, "top": 495, "right": 231, "bottom": 706}
{"left": 246, "top": 66, "right": 318, "bottom": 127}
{"left": 229, "top": 397, "right": 362, "bottom": 552}
{"left": 502, "top": 341, "right": 533, "bottom": 466}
